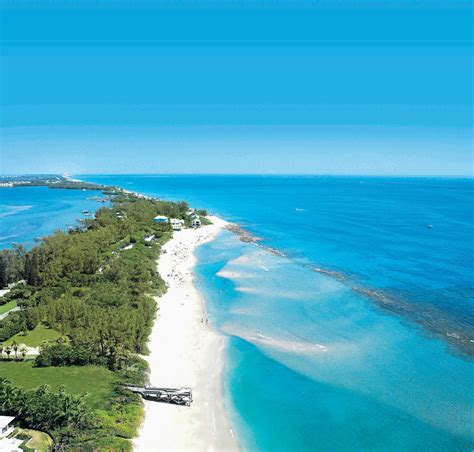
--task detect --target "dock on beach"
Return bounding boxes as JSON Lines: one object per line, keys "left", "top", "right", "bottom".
{"left": 125, "top": 385, "right": 193, "bottom": 406}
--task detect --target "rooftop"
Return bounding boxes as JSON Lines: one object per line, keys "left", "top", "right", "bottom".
{"left": 0, "top": 416, "right": 15, "bottom": 429}
{"left": 0, "top": 437, "right": 23, "bottom": 451}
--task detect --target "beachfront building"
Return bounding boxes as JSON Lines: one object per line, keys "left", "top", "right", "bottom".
{"left": 153, "top": 215, "right": 169, "bottom": 224}
{"left": 0, "top": 416, "right": 15, "bottom": 439}
{"left": 192, "top": 218, "right": 201, "bottom": 228}
{"left": 0, "top": 436, "right": 23, "bottom": 452}
{"left": 170, "top": 218, "right": 185, "bottom": 231}
{"left": 0, "top": 416, "right": 23, "bottom": 451}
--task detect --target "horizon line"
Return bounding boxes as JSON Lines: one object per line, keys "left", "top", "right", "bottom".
{"left": 0, "top": 172, "right": 473, "bottom": 179}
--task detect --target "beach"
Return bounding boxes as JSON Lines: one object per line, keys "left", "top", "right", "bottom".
{"left": 2, "top": 177, "right": 473, "bottom": 451}
{"left": 134, "top": 216, "right": 239, "bottom": 452}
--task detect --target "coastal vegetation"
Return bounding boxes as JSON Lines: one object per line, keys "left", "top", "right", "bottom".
{"left": 15, "top": 428, "right": 53, "bottom": 450}
{"left": 0, "top": 377, "right": 91, "bottom": 446}
{"left": 0, "top": 246, "right": 26, "bottom": 288}
{"left": 0, "top": 174, "right": 120, "bottom": 193}
{"left": 0, "top": 181, "right": 195, "bottom": 448}
{"left": 0, "top": 301, "right": 17, "bottom": 316}
{"left": 0, "top": 362, "right": 116, "bottom": 405}
{"left": 3, "top": 325, "right": 62, "bottom": 347}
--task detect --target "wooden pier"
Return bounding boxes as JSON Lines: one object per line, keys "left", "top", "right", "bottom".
{"left": 124, "top": 385, "right": 193, "bottom": 406}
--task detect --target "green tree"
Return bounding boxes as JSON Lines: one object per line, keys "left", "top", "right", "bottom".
{"left": 12, "top": 340, "right": 19, "bottom": 359}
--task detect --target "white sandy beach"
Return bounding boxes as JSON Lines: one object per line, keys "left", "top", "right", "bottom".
{"left": 134, "top": 216, "right": 239, "bottom": 452}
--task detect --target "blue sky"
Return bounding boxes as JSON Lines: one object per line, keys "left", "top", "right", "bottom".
{"left": 1, "top": 0, "right": 472, "bottom": 175}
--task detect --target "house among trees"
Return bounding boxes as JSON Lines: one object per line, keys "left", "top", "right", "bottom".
{"left": 153, "top": 215, "right": 169, "bottom": 223}
{"left": 169, "top": 218, "right": 184, "bottom": 231}
{"left": 192, "top": 218, "right": 202, "bottom": 228}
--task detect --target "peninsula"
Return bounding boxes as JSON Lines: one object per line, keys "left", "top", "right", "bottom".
{"left": 0, "top": 177, "right": 233, "bottom": 450}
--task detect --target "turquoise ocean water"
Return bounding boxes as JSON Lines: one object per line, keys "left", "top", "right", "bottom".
{"left": 5, "top": 176, "right": 474, "bottom": 450}
{"left": 0, "top": 186, "right": 107, "bottom": 249}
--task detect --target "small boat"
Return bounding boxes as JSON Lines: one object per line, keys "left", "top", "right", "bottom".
{"left": 427, "top": 224, "right": 434, "bottom": 228}
{"left": 81, "top": 210, "right": 89, "bottom": 214}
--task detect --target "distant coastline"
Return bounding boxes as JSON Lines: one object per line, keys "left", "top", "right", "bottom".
{"left": 2, "top": 174, "right": 473, "bottom": 451}
{"left": 3, "top": 174, "right": 473, "bottom": 358}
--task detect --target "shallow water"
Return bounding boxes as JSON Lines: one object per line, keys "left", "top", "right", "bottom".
{"left": 0, "top": 186, "right": 107, "bottom": 249}
{"left": 81, "top": 175, "right": 474, "bottom": 353}
{"left": 77, "top": 175, "right": 474, "bottom": 449}
{"left": 196, "top": 232, "right": 474, "bottom": 451}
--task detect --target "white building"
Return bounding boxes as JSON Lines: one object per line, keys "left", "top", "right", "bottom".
{"left": 0, "top": 437, "right": 23, "bottom": 452}
{"left": 192, "top": 218, "right": 202, "bottom": 228}
{"left": 170, "top": 218, "right": 185, "bottom": 231}
{"left": 0, "top": 416, "right": 23, "bottom": 451}
{"left": 0, "top": 416, "right": 15, "bottom": 439}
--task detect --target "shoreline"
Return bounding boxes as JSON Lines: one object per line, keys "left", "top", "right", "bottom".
{"left": 134, "top": 215, "right": 239, "bottom": 451}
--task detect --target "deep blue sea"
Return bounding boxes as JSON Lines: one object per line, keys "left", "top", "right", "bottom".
{"left": 0, "top": 186, "right": 107, "bottom": 249}
{"left": 7, "top": 175, "right": 474, "bottom": 450}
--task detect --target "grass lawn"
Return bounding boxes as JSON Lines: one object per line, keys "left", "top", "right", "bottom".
{"left": 3, "top": 325, "right": 62, "bottom": 347}
{"left": 0, "top": 361, "right": 118, "bottom": 408}
{"left": 0, "top": 301, "right": 17, "bottom": 315}
{"left": 20, "top": 429, "right": 53, "bottom": 451}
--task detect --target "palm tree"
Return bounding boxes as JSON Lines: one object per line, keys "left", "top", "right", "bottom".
{"left": 12, "top": 341, "right": 19, "bottom": 359}
{"left": 5, "top": 346, "right": 12, "bottom": 360}
{"left": 20, "top": 346, "right": 27, "bottom": 360}
{"left": 14, "top": 389, "right": 28, "bottom": 417}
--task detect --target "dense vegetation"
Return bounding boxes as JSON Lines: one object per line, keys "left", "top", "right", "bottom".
{"left": 0, "top": 378, "right": 91, "bottom": 447}
{"left": 0, "top": 245, "right": 25, "bottom": 288}
{"left": 0, "top": 188, "right": 194, "bottom": 448}
{"left": 0, "top": 361, "right": 139, "bottom": 449}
